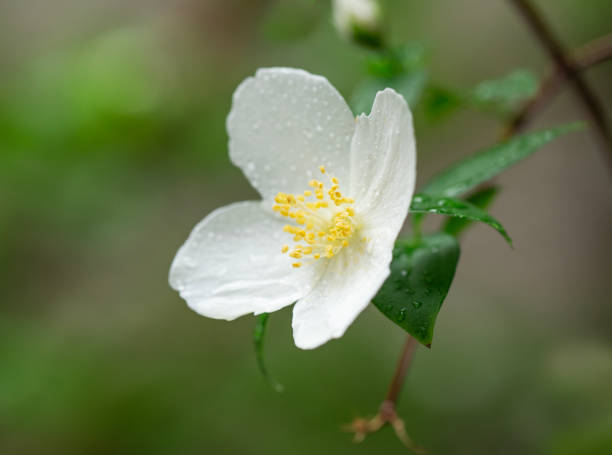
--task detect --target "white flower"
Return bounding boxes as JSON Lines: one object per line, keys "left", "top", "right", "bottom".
{"left": 169, "top": 68, "right": 416, "bottom": 349}
{"left": 332, "top": 0, "right": 383, "bottom": 44}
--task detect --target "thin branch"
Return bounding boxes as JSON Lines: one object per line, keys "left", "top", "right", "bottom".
{"left": 573, "top": 33, "right": 612, "bottom": 69}
{"left": 508, "top": 0, "right": 612, "bottom": 172}
{"left": 384, "top": 335, "right": 419, "bottom": 407}
{"left": 345, "top": 335, "right": 423, "bottom": 451}
{"left": 506, "top": 32, "right": 612, "bottom": 136}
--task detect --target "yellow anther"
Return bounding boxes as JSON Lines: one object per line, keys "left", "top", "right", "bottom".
{"left": 275, "top": 165, "right": 360, "bottom": 269}
{"left": 292, "top": 262, "right": 302, "bottom": 268}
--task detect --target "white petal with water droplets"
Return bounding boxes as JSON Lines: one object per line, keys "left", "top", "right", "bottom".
{"left": 169, "top": 201, "right": 321, "bottom": 320}
{"left": 349, "top": 89, "right": 416, "bottom": 241}
{"left": 227, "top": 68, "right": 356, "bottom": 203}
{"left": 291, "top": 233, "right": 392, "bottom": 349}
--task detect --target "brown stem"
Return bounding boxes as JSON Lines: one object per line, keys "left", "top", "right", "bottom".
{"left": 573, "top": 33, "right": 612, "bottom": 69}
{"left": 508, "top": 0, "right": 612, "bottom": 172}
{"left": 507, "top": 33, "right": 612, "bottom": 136}
{"left": 383, "top": 335, "right": 418, "bottom": 407}
{"left": 345, "top": 335, "right": 421, "bottom": 449}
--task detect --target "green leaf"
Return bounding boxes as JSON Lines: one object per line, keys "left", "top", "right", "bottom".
{"left": 372, "top": 234, "right": 460, "bottom": 346}
{"left": 422, "top": 85, "right": 463, "bottom": 122}
{"left": 253, "top": 313, "right": 283, "bottom": 392}
{"left": 411, "top": 193, "right": 512, "bottom": 245}
{"left": 420, "top": 124, "right": 582, "bottom": 198}
{"left": 443, "top": 185, "right": 500, "bottom": 237}
{"left": 366, "top": 43, "right": 427, "bottom": 77}
{"left": 351, "top": 70, "right": 428, "bottom": 115}
{"left": 470, "top": 69, "right": 538, "bottom": 112}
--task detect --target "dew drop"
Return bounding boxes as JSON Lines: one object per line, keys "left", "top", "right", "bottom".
{"left": 397, "top": 308, "right": 408, "bottom": 322}
{"left": 412, "top": 300, "right": 423, "bottom": 309}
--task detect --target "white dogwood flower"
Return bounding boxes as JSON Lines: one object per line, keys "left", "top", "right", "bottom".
{"left": 169, "top": 68, "right": 416, "bottom": 349}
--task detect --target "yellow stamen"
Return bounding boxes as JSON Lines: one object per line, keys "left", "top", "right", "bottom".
{"left": 274, "top": 165, "right": 363, "bottom": 269}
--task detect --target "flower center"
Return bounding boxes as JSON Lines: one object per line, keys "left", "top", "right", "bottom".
{"left": 273, "top": 165, "right": 359, "bottom": 268}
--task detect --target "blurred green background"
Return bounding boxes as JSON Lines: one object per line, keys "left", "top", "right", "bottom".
{"left": 1, "top": 1, "right": 612, "bottom": 454}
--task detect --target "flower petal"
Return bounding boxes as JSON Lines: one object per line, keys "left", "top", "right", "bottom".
{"left": 169, "top": 201, "right": 320, "bottom": 320}
{"left": 349, "top": 89, "right": 417, "bottom": 238}
{"left": 227, "top": 68, "right": 356, "bottom": 202}
{"left": 292, "top": 236, "right": 392, "bottom": 349}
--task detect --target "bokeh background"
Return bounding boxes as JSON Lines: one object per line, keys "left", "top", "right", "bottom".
{"left": 1, "top": 0, "right": 612, "bottom": 454}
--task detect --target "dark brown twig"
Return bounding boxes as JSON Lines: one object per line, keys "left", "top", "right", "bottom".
{"left": 384, "top": 335, "right": 419, "bottom": 406}
{"left": 573, "top": 33, "right": 612, "bottom": 69}
{"left": 345, "top": 336, "right": 424, "bottom": 451}
{"left": 507, "top": 33, "right": 612, "bottom": 136}
{"left": 508, "top": 0, "right": 612, "bottom": 172}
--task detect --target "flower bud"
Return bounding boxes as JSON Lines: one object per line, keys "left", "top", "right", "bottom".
{"left": 332, "top": 0, "right": 383, "bottom": 48}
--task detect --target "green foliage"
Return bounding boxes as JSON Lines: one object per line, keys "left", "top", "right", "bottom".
{"left": 443, "top": 186, "right": 500, "bottom": 237}
{"left": 373, "top": 234, "right": 460, "bottom": 346}
{"left": 351, "top": 43, "right": 428, "bottom": 114}
{"left": 350, "top": 23, "right": 384, "bottom": 49}
{"left": 411, "top": 193, "right": 511, "bottom": 245}
{"left": 470, "top": 69, "right": 538, "bottom": 113}
{"left": 254, "top": 314, "right": 283, "bottom": 392}
{"left": 420, "top": 124, "right": 582, "bottom": 198}
{"left": 422, "top": 85, "right": 463, "bottom": 122}
{"left": 422, "top": 69, "right": 538, "bottom": 122}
